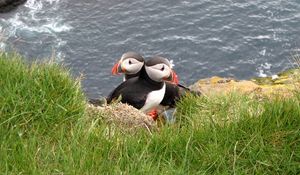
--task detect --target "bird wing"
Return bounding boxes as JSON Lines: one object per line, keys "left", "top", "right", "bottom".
{"left": 106, "top": 77, "right": 148, "bottom": 109}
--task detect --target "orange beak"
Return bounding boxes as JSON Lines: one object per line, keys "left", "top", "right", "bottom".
{"left": 171, "top": 70, "right": 179, "bottom": 84}
{"left": 163, "top": 70, "right": 179, "bottom": 84}
{"left": 111, "top": 60, "right": 121, "bottom": 75}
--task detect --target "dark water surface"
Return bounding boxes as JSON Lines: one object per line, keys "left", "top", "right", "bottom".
{"left": 1, "top": 0, "right": 300, "bottom": 97}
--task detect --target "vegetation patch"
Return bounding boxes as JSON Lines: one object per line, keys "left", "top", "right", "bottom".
{"left": 1, "top": 52, "right": 299, "bottom": 174}
{"left": 0, "top": 52, "right": 86, "bottom": 135}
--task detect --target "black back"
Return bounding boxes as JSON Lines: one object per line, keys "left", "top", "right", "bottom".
{"left": 160, "top": 82, "right": 188, "bottom": 108}
{"left": 160, "top": 83, "right": 202, "bottom": 108}
{"left": 107, "top": 66, "right": 164, "bottom": 109}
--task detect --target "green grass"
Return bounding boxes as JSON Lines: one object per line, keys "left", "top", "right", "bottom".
{"left": 176, "top": 93, "right": 300, "bottom": 174}
{"left": 1, "top": 52, "right": 300, "bottom": 174}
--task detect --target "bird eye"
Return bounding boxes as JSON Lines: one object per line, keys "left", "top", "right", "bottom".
{"left": 129, "top": 60, "right": 132, "bottom": 65}
{"left": 161, "top": 66, "right": 165, "bottom": 71}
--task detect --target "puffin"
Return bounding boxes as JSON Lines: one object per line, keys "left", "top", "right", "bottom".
{"left": 107, "top": 56, "right": 176, "bottom": 115}
{"left": 89, "top": 52, "right": 145, "bottom": 106}
{"left": 111, "top": 53, "right": 193, "bottom": 109}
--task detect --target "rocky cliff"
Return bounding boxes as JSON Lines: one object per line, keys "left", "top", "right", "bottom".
{"left": 189, "top": 68, "right": 300, "bottom": 98}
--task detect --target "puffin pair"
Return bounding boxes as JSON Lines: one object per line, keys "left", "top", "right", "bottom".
{"left": 107, "top": 52, "right": 192, "bottom": 120}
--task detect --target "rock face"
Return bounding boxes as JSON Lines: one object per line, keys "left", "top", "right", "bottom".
{"left": 189, "top": 68, "right": 300, "bottom": 98}
{"left": 0, "top": 0, "right": 27, "bottom": 13}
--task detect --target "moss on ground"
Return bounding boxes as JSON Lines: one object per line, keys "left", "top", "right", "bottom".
{"left": 190, "top": 68, "right": 300, "bottom": 98}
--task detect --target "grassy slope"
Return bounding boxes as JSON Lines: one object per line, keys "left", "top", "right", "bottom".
{"left": 1, "top": 53, "right": 300, "bottom": 174}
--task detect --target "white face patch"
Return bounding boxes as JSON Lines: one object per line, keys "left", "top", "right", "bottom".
{"left": 140, "top": 83, "right": 166, "bottom": 113}
{"left": 145, "top": 63, "right": 171, "bottom": 82}
{"left": 121, "top": 58, "right": 144, "bottom": 74}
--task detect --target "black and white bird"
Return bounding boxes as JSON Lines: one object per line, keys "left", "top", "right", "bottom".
{"left": 107, "top": 56, "right": 176, "bottom": 116}
{"left": 89, "top": 52, "right": 200, "bottom": 117}
{"left": 89, "top": 52, "right": 145, "bottom": 106}
{"left": 111, "top": 53, "right": 194, "bottom": 110}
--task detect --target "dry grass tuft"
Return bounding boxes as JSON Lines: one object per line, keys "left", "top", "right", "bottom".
{"left": 86, "top": 103, "right": 157, "bottom": 133}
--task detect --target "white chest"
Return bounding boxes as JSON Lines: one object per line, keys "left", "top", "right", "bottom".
{"left": 140, "top": 83, "right": 166, "bottom": 113}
